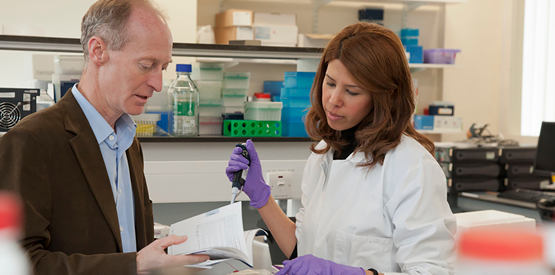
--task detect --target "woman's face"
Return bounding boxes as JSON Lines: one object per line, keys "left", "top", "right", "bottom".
{"left": 322, "top": 59, "right": 373, "bottom": 131}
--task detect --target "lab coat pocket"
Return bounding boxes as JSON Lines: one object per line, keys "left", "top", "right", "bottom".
{"left": 334, "top": 230, "right": 393, "bottom": 271}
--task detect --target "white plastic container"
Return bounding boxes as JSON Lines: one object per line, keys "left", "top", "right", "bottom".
{"left": 244, "top": 102, "right": 283, "bottom": 121}
{"left": 199, "top": 99, "right": 223, "bottom": 117}
{"left": 454, "top": 210, "right": 536, "bottom": 239}
{"left": 195, "top": 80, "right": 222, "bottom": 100}
{"left": 223, "top": 94, "right": 247, "bottom": 107}
{"left": 223, "top": 72, "right": 250, "bottom": 89}
{"left": 132, "top": 113, "right": 161, "bottom": 137}
{"left": 191, "top": 62, "right": 225, "bottom": 81}
{"left": 222, "top": 88, "right": 249, "bottom": 96}
{"left": 199, "top": 116, "right": 223, "bottom": 136}
{"left": 457, "top": 229, "right": 551, "bottom": 275}
{"left": 223, "top": 106, "right": 245, "bottom": 114}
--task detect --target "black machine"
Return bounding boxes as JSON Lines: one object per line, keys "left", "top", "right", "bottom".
{"left": 533, "top": 122, "right": 555, "bottom": 221}
{"left": 0, "top": 88, "right": 38, "bottom": 133}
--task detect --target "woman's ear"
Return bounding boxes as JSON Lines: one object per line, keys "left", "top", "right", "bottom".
{"left": 88, "top": 36, "right": 107, "bottom": 66}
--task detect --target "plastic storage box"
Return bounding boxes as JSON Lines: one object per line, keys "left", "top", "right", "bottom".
{"left": 281, "top": 107, "right": 309, "bottom": 121}
{"left": 199, "top": 99, "right": 223, "bottom": 117}
{"left": 264, "top": 81, "right": 284, "bottom": 96}
{"left": 424, "top": 49, "right": 461, "bottom": 64}
{"left": 404, "top": 45, "right": 423, "bottom": 63}
{"left": 280, "top": 87, "right": 311, "bottom": 97}
{"left": 132, "top": 113, "right": 161, "bottom": 137}
{"left": 222, "top": 94, "right": 247, "bottom": 107}
{"left": 223, "top": 106, "right": 245, "bottom": 114}
{"left": 244, "top": 102, "right": 283, "bottom": 121}
{"left": 146, "top": 111, "right": 172, "bottom": 133}
{"left": 282, "top": 121, "right": 308, "bottom": 137}
{"left": 191, "top": 62, "right": 225, "bottom": 80}
{"left": 284, "top": 72, "right": 316, "bottom": 88}
{"left": 199, "top": 116, "right": 223, "bottom": 136}
{"left": 195, "top": 80, "right": 222, "bottom": 99}
{"left": 223, "top": 72, "right": 250, "bottom": 89}
{"left": 224, "top": 120, "right": 282, "bottom": 137}
{"left": 429, "top": 101, "right": 454, "bottom": 116}
{"left": 222, "top": 88, "right": 248, "bottom": 96}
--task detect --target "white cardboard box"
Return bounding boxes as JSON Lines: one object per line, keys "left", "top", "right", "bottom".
{"left": 298, "top": 34, "right": 335, "bottom": 48}
{"left": 254, "top": 12, "right": 296, "bottom": 25}
{"left": 434, "top": 116, "right": 463, "bottom": 131}
{"left": 254, "top": 24, "right": 298, "bottom": 47}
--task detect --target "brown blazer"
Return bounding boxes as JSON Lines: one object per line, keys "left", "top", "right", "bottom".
{"left": 0, "top": 91, "right": 154, "bottom": 275}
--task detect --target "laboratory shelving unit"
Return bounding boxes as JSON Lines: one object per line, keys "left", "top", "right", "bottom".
{"left": 0, "top": 0, "right": 465, "bottom": 142}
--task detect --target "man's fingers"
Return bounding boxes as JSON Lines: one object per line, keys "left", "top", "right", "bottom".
{"left": 156, "top": 235, "right": 188, "bottom": 249}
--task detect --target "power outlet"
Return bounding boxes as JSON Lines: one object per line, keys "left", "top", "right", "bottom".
{"left": 266, "top": 171, "right": 293, "bottom": 199}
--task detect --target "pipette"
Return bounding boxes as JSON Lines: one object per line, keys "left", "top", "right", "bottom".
{"left": 231, "top": 143, "right": 250, "bottom": 204}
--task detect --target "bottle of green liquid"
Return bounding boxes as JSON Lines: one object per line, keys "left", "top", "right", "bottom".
{"left": 170, "top": 64, "right": 199, "bottom": 136}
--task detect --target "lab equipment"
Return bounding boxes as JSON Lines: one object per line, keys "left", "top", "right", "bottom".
{"left": 170, "top": 64, "right": 199, "bottom": 136}
{"left": 457, "top": 230, "right": 551, "bottom": 275}
{"left": 231, "top": 143, "right": 249, "bottom": 204}
{"left": 226, "top": 140, "right": 271, "bottom": 208}
{"left": 0, "top": 88, "right": 38, "bottom": 133}
{"left": 497, "top": 188, "right": 555, "bottom": 203}
{"left": 534, "top": 122, "right": 555, "bottom": 173}
{"left": 223, "top": 120, "right": 282, "bottom": 137}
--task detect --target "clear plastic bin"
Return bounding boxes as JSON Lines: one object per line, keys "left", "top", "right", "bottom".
{"left": 222, "top": 94, "right": 247, "bottom": 107}
{"left": 222, "top": 88, "right": 248, "bottom": 96}
{"left": 132, "top": 113, "right": 161, "bottom": 137}
{"left": 244, "top": 102, "right": 283, "bottom": 121}
{"left": 199, "top": 99, "right": 223, "bottom": 117}
{"left": 224, "top": 72, "right": 250, "bottom": 89}
{"left": 423, "top": 49, "right": 461, "bottom": 64}
{"left": 195, "top": 80, "right": 222, "bottom": 99}
{"left": 199, "top": 116, "right": 223, "bottom": 136}
{"left": 284, "top": 72, "right": 316, "bottom": 88}
{"left": 191, "top": 62, "right": 225, "bottom": 81}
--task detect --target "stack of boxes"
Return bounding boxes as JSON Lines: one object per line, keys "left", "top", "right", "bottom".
{"left": 280, "top": 72, "right": 315, "bottom": 137}
{"left": 253, "top": 12, "right": 298, "bottom": 47}
{"left": 214, "top": 9, "right": 254, "bottom": 44}
{"left": 400, "top": 28, "right": 422, "bottom": 64}
{"left": 193, "top": 62, "right": 225, "bottom": 136}
{"left": 500, "top": 147, "right": 552, "bottom": 190}
{"left": 222, "top": 72, "right": 250, "bottom": 115}
{"left": 414, "top": 101, "right": 462, "bottom": 132}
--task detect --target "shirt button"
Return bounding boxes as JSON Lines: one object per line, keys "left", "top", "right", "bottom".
{"left": 118, "top": 188, "right": 122, "bottom": 194}
{"left": 109, "top": 135, "right": 115, "bottom": 141}
{"left": 120, "top": 226, "right": 124, "bottom": 232}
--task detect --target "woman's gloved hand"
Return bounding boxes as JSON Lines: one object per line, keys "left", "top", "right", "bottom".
{"left": 225, "top": 139, "right": 271, "bottom": 208}
{"left": 276, "top": 254, "right": 366, "bottom": 275}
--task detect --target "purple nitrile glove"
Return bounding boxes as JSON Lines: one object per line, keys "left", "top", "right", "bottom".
{"left": 225, "top": 139, "right": 271, "bottom": 208}
{"left": 276, "top": 254, "right": 366, "bottom": 275}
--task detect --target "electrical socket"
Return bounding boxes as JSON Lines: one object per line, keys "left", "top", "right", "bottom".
{"left": 266, "top": 171, "right": 293, "bottom": 199}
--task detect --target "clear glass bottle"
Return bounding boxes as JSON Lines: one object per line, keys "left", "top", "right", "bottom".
{"left": 170, "top": 64, "right": 199, "bottom": 136}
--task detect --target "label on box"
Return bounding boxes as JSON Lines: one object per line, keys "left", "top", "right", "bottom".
{"left": 236, "top": 27, "right": 254, "bottom": 40}
{"left": 254, "top": 26, "right": 270, "bottom": 39}
{"left": 233, "top": 11, "right": 252, "bottom": 26}
{"left": 438, "top": 108, "right": 453, "bottom": 115}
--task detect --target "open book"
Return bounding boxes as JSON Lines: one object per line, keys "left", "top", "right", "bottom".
{"left": 168, "top": 202, "right": 264, "bottom": 273}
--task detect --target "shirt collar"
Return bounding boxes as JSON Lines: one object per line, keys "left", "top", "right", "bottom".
{"left": 71, "top": 84, "right": 136, "bottom": 145}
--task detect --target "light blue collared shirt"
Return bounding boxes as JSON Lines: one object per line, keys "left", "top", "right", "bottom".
{"left": 72, "top": 85, "right": 137, "bottom": 253}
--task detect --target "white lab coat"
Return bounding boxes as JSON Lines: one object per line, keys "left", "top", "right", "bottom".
{"left": 295, "top": 135, "right": 456, "bottom": 275}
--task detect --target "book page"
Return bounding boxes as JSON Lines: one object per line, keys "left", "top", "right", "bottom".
{"left": 168, "top": 202, "right": 249, "bottom": 262}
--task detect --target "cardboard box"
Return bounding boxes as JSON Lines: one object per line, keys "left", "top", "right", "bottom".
{"left": 254, "top": 12, "right": 296, "bottom": 25}
{"left": 298, "top": 34, "right": 334, "bottom": 48}
{"left": 414, "top": 115, "right": 462, "bottom": 131}
{"left": 254, "top": 24, "right": 298, "bottom": 47}
{"left": 215, "top": 9, "right": 253, "bottom": 28}
{"left": 214, "top": 26, "right": 254, "bottom": 44}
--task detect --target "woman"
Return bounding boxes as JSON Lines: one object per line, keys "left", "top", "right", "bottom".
{"left": 226, "top": 22, "right": 456, "bottom": 275}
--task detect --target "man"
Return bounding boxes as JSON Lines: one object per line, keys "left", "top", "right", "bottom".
{"left": 0, "top": 0, "right": 208, "bottom": 274}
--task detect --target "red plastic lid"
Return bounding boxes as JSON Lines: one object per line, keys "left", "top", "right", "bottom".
{"left": 254, "top": 93, "right": 271, "bottom": 99}
{"left": 459, "top": 230, "right": 543, "bottom": 261}
{"left": 0, "top": 193, "right": 22, "bottom": 230}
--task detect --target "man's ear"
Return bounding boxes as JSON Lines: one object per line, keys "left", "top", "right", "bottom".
{"left": 88, "top": 36, "right": 108, "bottom": 66}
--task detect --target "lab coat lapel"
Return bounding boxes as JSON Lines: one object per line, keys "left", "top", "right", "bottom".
{"left": 61, "top": 92, "right": 124, "bottom": 252}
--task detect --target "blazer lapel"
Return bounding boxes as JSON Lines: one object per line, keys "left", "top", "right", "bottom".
{"left": 127, "top": 145, "right": 146, "bottom": 248}
{"left": 60, "top": 91, "right": 124, "bottom": 252}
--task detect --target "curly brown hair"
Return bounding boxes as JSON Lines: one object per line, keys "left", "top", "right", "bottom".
{"left": 305, "top": 22, "right": 435, "bottom": 168}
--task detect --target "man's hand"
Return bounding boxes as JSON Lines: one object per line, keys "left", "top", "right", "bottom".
{"left": 137, "top": 235, "right": 209, "bottom": 274}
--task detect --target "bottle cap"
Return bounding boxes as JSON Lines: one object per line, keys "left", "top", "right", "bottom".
{"left": 0, "top": 192, "right": 22, "bottom": 230}
{"left": 254, "top": 93, "right": 271, "bottom": 99}
{"left": 176, "top": 64, "right": 192, "bottom": 73}
{"left": 459, "top": 229, "right": 543, "bottom": 261}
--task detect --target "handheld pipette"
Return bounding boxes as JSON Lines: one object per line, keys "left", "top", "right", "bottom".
{"left": 231, "top": 143, "right": 250, "bottom": 204}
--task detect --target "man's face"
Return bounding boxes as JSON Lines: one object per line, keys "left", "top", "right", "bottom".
{"left": 98, "top": 8, "right": 173, "bottom": 117}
